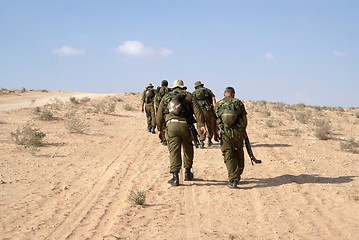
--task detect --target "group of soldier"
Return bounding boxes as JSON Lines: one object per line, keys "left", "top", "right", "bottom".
{"left": 141, "top": 79, "right": 247, "bottom": 189}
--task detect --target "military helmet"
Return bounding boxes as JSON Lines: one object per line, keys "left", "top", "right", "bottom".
{"left": 146, "top": 83, "right": 154, "bottom": 89}
{"left": 194, "top": 81, "right": 204, "bottom": 88}
{"left": 221, "top": 109, "right": 237, "bottom": 126}
{"left": 161, "top": 80, "right": 168, "bottom": 87}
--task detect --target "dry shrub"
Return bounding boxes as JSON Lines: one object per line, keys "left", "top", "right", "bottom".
{"left": 128, "top": 190, "right": 146, "bottom": 205}
{"left": 314, "top": 120, "right": 331, "bottom": 140}
{"left": 295, "top": 110, "right": 312, "bottom": 124}
{"left": 11, "top": 124, "right": 46, "bottom": 147}
{"left": 340, "top": 138, "right": 359, "bottom": 153}
{"left": 355, "top": 112, "right": 359, "bottom": 118}
{"left": 272, "top": 102, "right": 286, "bottom": 112}
{"left": 261, "top": 110, "right": 271, "bottom": 117}
{"left": 123, "top": 103, "right": 134, "bottom": 111}
{"left": 91, "top": 97, "right": 117, "bottom": 114}
{"left": 64, "top": 110, "right": 87, "bottom": 133}
{"left": 265, "top": 119, "right": 275, "bottom": 128}
{"left": 33, "top": 107, "right": 55, "bottom": 121}
{"left": 69, "top": 97, "right": 81, "bottom": 104}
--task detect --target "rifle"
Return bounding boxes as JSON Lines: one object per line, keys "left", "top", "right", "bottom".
{"left": 187, "top": 122, "right": 200, "bottom": 148}
{"left": 244, "top": 131, "right": 262, "bottom": 165}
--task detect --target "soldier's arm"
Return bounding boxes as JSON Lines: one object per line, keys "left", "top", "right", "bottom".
{"left": 191, "top": 93, "right": 205, "bottom": 128}
{"left": 156, "top": 99, "right": 165, "bottom": 131}
{"left": 141, "top": 91, "right": 145, "bottom": 112}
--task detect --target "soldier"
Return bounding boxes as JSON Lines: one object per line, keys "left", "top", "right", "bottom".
{"left": 141, "top": 83, "right": 156, "bottom": 134}
{"left": 214, "top": 87, "right": 248, "bottom": 189}
{"left": 157, "top": 80, "right": 206, "bottom": 186}
{"left": 155, "top": 80, "right": 171, "bottom": 145}
{"left": 192, "top": 81, "right": 218, "bottom": 148}
{"left": 155, "top": 79, "right": 170, "bottom": 110}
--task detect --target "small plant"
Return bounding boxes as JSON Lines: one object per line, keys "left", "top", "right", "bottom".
{"left": 92, "top": 97, "right": 117, "bottom": 114}
{"left": 65, "top": 116, "right": 86, "bottom": 133}
{"left": 11, "top": 124, "right": 46, "bottom": 147}
{"left": 128, "top": 190, "right": 146, "bottom": 205}
{"left": 33, "top": 107, "right": 55, "bottom": 121}
{"left": 123, "top": 103, "right": 134, "bottom": 111}
{"left": 295, "top": 111, "right": 312, "bottom": 124}
{"left": 273, "top": 102, "right": 286, "bottom": 112}
{"left": 265, "top": 119, "right": 275, "bottom": 128}
{"left": 69, "top": 97, "right": 81, "bottom": 104}
{"left": 340, "top": 138, "right": 359, "bottom": 153}
{"left": 314, "top": 120, "right": 331, "bottom": 140}
{"left": 355, "top": 112, "right": 359, "bottom": 118}
{"left": 261, "top": 110, "right": 271, "bottom": 117}
{"left": 79, "top": 97, "right": 91, "bottom": 103}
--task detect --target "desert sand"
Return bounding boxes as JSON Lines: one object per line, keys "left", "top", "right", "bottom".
{"left": 0, "top": 90, "right": 358, "bottom": 240}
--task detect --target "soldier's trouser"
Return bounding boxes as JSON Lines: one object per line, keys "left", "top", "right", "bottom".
{"left": 145, "top": 104, "right": 156, "bottom": 129}
{"left": 220, "top": 128, "right": 245, "bottom": 181}
{"left": 197, "top": 108, "right": 216, "bottom": 141}
{"left": 165, "top": 121, "right": 194, "bottom": 173}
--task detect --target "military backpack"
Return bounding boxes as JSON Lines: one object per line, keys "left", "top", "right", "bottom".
{"left": 162, "top": 91, "right": 188, "bottom": 116}
{"left": 144, "top": 89, "right": 155, "bottom": 103}
{"left": 216, "top": 98, "right": 243, "bottom": 127}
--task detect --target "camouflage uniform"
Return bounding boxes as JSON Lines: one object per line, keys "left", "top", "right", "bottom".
{"left": 141, "top": 83, "right": 157, "bottom": 133}
{"left": 157, "top": 80, "right": 205, "bottom": 186}
{"left": 214, "top": 87, "right": 247, "bottom": 189}
{"left": 192, "top": 81, "right": 217, "bottom": 148}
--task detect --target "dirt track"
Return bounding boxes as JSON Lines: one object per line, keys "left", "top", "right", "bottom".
{"left": 0, "top": 91, "right": 358, "bottom": 239}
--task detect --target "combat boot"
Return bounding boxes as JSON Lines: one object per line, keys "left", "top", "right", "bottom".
{"left": 200, "top": 140, "right": 205, "bottom": 149}
{"left": 207, "top": 138, "right": 213, "bottom": 147}
{"left": 168, "top": 172, "right": 179, "bottom": 186}
{"left": 227, "top": 180, "right": 238, "bottom": 189}
{"left": 184, "top": 168, "right": 194, "bottom": 181}
{"left": 151, "top": 127, "right": 156, "bottom": 134}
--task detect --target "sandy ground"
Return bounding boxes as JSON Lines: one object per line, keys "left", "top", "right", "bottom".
{"left": 0, "top": 90, "right": 358, "bottom": 240}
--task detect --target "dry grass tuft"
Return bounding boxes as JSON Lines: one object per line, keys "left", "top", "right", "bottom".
{"left": 128, "top": 190, "right": 146, "bottom": 205}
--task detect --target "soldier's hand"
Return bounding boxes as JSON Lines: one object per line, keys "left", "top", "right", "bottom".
{"left": 200, "top": 126, "right": 207, "bottom": 136}
{"left": 158, "top": 130, "right": 165, "bottom": 140}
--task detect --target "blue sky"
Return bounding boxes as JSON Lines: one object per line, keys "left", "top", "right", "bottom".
{"left": 0, "top": 1, "right": 358, "bottom": 107}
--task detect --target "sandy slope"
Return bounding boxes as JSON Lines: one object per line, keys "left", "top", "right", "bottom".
{"left": 0, "top": 91, "right": 358, "bottom": 240}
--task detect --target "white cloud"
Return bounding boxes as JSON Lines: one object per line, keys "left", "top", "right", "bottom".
{"left": 53, "top": 45, "right": 85, "bottom": 56}
{"left": 264, "top": 52, "right": 276, "bottom": 61}
{"left": 116, "top": 40, "right": 173, "bottom": 58}
{"left": 333, "top": 50, "right": 348, "bottom": 57}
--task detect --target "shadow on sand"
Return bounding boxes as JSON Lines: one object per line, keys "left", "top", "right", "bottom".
{"left": 239, "top": 174, "right": 356, "bottom": 189}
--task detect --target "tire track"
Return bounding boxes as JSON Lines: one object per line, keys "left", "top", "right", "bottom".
{"left": 47, "top": 130, "right": 142, "bottom": 240}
